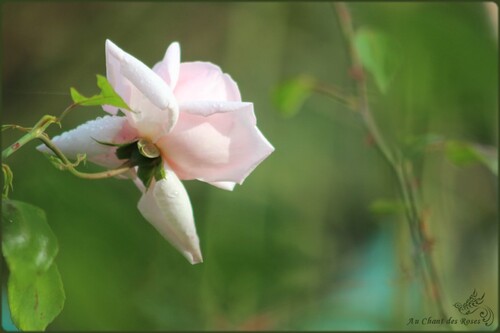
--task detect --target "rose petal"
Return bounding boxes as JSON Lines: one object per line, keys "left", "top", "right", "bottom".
{"left": 174, "top": 62, "right": 241, "bottom": 103}
{"left": 208, "top": 181, "right": 236, "bottom": 191}
{"left": 157, "top": 101, "right": 274, "bottom": 185}
{"left": 178, "top": 100, "right": 253, "bottom": 117}
{"left": 152, "top": 41, "right": 180, "bottom": 89}
{"left": 137, "top": 170, "right": 202, "bottom": 264}
{"left": 104, "top": 40, "right": 179, "bottom": 141}
{"left": 104, "top": 41, "right": 132, "bottom": 115}
{"left": 36, "top": 116, "right": 132, "bottom": 169}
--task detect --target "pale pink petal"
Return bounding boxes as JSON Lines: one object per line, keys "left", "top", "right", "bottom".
{"left": 208, "top": 181, "right": 236, "bottom": 191}
{"left": 174, "top": 62, "right": 241, "bottom": 103}
{"left": 104, "top": 40, "right": 179, "bottom": 141}
{"left": 152, "top": 41, "right": 180, "bottom": 89}
{"left": 157, "top": 101, "right": 274, "bottom": 185}
{"left": 104, "top": 41, "right": 132, "bottom": 115}
{"left": 37, "top": 116, "right": 134, "bottom": 169}
{"left": 102, "top": 104, "right": 119, "bottom": 115}
{"left": 137, "top": 170, "right": 202, "bottom": 264}
{"left": 178, "top": 100, "right": 253, "bottom": 116}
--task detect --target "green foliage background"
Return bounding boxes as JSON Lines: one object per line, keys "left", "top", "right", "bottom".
{"left": 1, "top": 2, "right": 498, "bottom": 330}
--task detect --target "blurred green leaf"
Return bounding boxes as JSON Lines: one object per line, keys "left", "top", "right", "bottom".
{"left": 2, "top": 199, "right": 65, "bottom": 330}
{"left": 472, "top": 144, "right": 499, "bottom": 176}
{"left": 354, "top": 28, "right": 395, "bottom": 93}
{"left": 446, "top": 141, "right": 498, "bottom": 175}
{"left": 445, "top": 141, "right": 478, "bottom": 165}
{"left": 369, "top": 198, "right": 405, "bottom": 216}
{"left": 70, "top": 74, "right": 129, "bottom": 110}
{"left": 402, "top": 133, "right": 445, "bottom": 160}
{"left": 2, "top": 200, "right": 58, "bottom": 274}
{"left": 272, "top": 75, "right": 314, "bottom": 117}
{"left": 8, "top": 264, "right": 65, "bottom": 331}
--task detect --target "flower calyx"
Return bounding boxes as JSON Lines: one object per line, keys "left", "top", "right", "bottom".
{"left": 95, "top": 138, "right": 166, "bottom": 189}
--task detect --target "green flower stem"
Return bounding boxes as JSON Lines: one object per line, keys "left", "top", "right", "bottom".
{"left": 2, "top": 115, "right": 58, "bottom": 160}
{"left": 333, "top": 2, "right": 449, "bottom": 323}
{"left": 57, "top": 103, "right": 78, "bottom": 123}
{"left": 2, "top": 130, "right": 36, "bottom": 160}
{"left": 311, "top": 82, "right": 358, "bottom": 109}
{"left": 36, "top": 134, "right": 132, "bottom": 180}
{"left": 2, "top": 103, "right": 77, "bottom": 160}
{"left": 2, "top": 113, "right": 132, "bottom": 180}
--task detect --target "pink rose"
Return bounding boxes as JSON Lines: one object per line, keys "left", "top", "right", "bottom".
{"left": 39, "top": 40, "right": 274, "bottom": 264}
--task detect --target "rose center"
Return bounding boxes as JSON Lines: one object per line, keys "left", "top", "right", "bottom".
{"left": 137, "top": 139, "right": 160, "bottom": 159}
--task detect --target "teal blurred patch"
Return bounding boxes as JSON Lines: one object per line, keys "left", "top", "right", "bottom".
{"left": 2, "top": 288, "right": 19, "bottom": 332}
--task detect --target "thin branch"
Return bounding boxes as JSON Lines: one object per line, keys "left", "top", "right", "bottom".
{"left": 333, "top": 2, "right": 449, "bottom": 323}
{"left": 2, "top": 115, "right": 57, "bottom": 160}
{"left": 2, "top": 112, "right": 132, "bottom": 180}
{"left": 311, "top": 82, "right": 358, "bottom": 109}
{"left": 37, "top": 134, "right": 132, "bottom": 180}
{"left": 57, "top": 103, "right": 78, "bottom": 123}
{"left": 2, "top": 124, "right": 32, "bottom": 133}
{"left": 2, "top": 103, "right": 80, "bottom": 160}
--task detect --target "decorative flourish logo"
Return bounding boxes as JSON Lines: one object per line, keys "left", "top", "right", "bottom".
{"left": 453, "top": 289, "right": 494, "bottom": 326}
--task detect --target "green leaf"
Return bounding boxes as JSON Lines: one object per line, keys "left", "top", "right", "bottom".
{"left": 402, "top": 133, "right": 445, "bottom": 160}
{"left": 272, "top": 75, "right": 315, "bottom": 117}
{"left": 8, "top": 263, "right": 65, "bottom": 331}
{"left": 2, "top": 200, "right": 58, "bottom": 274}
{"left": 446, "top": 141, "right": 498, "bottom": 175}
{"left": 70, "top": 74, "right": 130, "bottom": 110}
{"left": 472, "top": 144, "right": 498, "bottom": 176}
{"left": 445, "top": 141, "right": 479, "bottom": 165}
{"left": 354, "top": 28, "right": 396, "bottom": 94}
{"left": 2, "top": 199, "right": 65, "bottom": 330}
{"left": 369, "top": 198, "right": 405, "bottom": 216}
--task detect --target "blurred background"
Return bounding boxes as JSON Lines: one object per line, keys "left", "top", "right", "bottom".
{"left": 2, "top": 2, "right": 498, "bottom": 330}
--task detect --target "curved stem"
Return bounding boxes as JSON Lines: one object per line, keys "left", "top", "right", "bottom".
{"left": 311, "top": 81, "right": 357, "bottom": 109}
{"left": 2, "top": 102, "right": 77, "bottom": 160}
{"left": 37, "top": 134, "right": 131, "bottom": 179}
{"left": 57, "top": 103, "right": 78, "bottom": 123}
{"left": 2, "top": 124, "right": 32, "bottom": 132}
{"left": 2, "top": 112, "right": 132, "bottom": 180}
{"left": 333, "top": 1, "right": 449, "bottom": 323}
